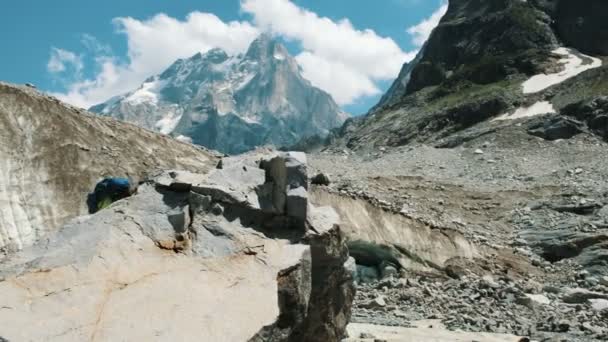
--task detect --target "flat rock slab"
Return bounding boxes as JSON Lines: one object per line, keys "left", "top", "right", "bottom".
{"left": 0, "top": 220, "right": 308, "bottom": 342}
{"left": 0, "top": 184, "right": 309, "bottom": 342}
{"left": 155, "top": 169, "right": 263, "bottom": 209}
{"left": 343, "top": 322, "right": 522, "bottom": 342}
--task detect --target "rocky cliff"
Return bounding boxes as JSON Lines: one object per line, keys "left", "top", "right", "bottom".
{"left": 405, "top": 0, "right": 558, "bottom": 94}
{"left": 91, "top": 34, "right": 348, "bottom": 155}
{"left": 337, "top": 0, "right": 607, "bottom": 150}
{"left": 554, "top": 0, "right": 608, "bottom": 56}
{"left": 0, "top": 82, "right": 218, "bottom": 252}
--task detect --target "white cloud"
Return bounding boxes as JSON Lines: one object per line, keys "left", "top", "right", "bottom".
{"left": 406, "top": 2, "right": 448, "bottom": 47}
{"left": 47, "top": 48, "right": 83, "bottom": 74}
{"left": 241, "top": 0, "right": 417, "bottom": 104}
{"left": 114, "top": 12, "right": 258, "bottom": 78}
{"left": 80, "top": 33, "right": 113, "bottom": 55}
{"left": 296, "top": 52, "right": 380, "bottom": 104}
{"left": 52, "top": 12, "right": 259, "bottom": 108}
{"left": 50, "top": 57, "right": 122, "bottom": 108}
{"left": 50, "top": 0, "right": 448, "bottom": 108}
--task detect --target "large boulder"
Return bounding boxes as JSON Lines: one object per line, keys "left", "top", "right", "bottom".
{"left": 0, "top": 151, "right": 354, "bottom": 341}
{"left": 521, "top": 227, "right": 608, "bottom": 275}
{"left": 527, "top": 116, "right": 585, "bottom": 141}
{"left": 561, "top": 97, "right": 608, "bottom": 141}
{"left": 562, "top": 288, "right": 608, "bottom": 304}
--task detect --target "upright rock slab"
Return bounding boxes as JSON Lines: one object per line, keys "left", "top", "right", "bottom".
{"left": 261, "top": 151, "right": 309, "bottom": 228}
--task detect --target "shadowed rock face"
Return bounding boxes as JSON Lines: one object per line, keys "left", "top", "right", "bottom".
{"left": 0, "top": 149, "right": 354, "bottom": 342}
{"left": 555, "top": 0, "right": 608, "bottom": 56}
{"left": 0, "top": 82, "right": 218, "bottom": 252}
{"left": 326, "top": 0, "right": 607, "bottom": 153}
{"left": 561, "top": 97, "right": 608, "bottom": 141}
{"left": 527, "top": 96, "right": 608, "bottom": 142}
{"left": 405, "top": 0, "right": 557, "bottom": 94}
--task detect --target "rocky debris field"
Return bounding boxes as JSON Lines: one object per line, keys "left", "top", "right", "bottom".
{"left": 343, "top": 321, "right": 522, "bottom": 342}
{"left": 310, "top": 120, "right": 608, "bottom": 341}
{"left": 352, "top": 272, "right": 608, "bottom": 341}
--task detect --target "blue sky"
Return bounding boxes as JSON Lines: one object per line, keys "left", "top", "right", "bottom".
{"left": 1, "top": 0, "right": 446, "bottom": 115}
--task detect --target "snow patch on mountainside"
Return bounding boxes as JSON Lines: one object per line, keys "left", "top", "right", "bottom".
{"left": 522, "top": 48, "right": 602, "bottom": 94}
{"left": 155, "top": 107, "right": 182, "bottom": 134}
{"left": 237, "top": 73, "right": 256, "bottom": 90}
{"left": 493, "top": 101, "right": 556, "bottom": 121}
{"left": 125, "top": 78, "right": 167, "bottom": 105}
{"left": 100, "top": 96, "right": 123, "bottom": 114}
{"left": 175, "top": 135, "right": 193, "bottom": 144}
{"left": 241, "top": 116, "right": 261, "bottom": 124}
{"left": 211, "top": 56, "right": 239, "bottom": 74}
{"left": 274, "top": 52, "right": 286, "bottom": 60}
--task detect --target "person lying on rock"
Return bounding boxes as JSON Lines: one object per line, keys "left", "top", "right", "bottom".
{"left": 87, "top": 177, "right": 136, "bottom": 214}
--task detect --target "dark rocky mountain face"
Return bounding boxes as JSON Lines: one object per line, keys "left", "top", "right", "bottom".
{"left": 333, "top": 0, "right": 607, "bottom": 151}
{"left": 372, "top": 59, "right": 415, "bottom": 111}
{"left": 90, "top": 34, "right": 348, "bottom": 155}
{"left": 406, "top": 0, "right": 558, "bottom": 94}
{"left": 555, "top": 0, "right": 608, "bottom": 55}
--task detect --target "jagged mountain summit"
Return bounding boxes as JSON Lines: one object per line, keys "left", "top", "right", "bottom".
{"left": 91, "top": 34, "right": 348, "bottom": 154}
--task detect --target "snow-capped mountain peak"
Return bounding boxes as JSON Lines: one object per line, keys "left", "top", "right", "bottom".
{"left": 90, "top": 34, "right": 347, "bottom": 154}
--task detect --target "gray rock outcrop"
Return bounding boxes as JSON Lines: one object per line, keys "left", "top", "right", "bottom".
{"left": 0, "top": 149, "right": 355, "bottom": 341}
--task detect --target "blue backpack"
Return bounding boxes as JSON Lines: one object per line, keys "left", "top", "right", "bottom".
{"left": 89, "top": 178, "right": 131, "bottom": 213}
{"left": 94, "top": 178, "right": 130, "bottom": 197}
